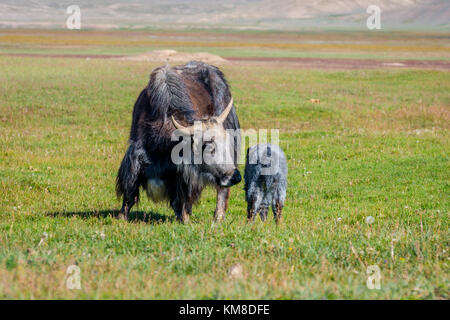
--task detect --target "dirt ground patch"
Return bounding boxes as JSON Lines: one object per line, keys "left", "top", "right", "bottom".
{"left": 116, "top": 50, "right": 229, "bottom": 65}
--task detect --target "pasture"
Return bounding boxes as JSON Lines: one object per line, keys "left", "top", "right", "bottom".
{"left": 0, "top": 30, "right": 449, "bottom": 299}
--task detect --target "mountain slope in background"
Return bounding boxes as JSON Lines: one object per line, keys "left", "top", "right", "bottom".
{"left": 0, "top": 0, "right": 448, "bottom": 30}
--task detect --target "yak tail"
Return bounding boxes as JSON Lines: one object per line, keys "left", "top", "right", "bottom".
{"left": 116, "top": 141, "right": 148, "bottom": 203}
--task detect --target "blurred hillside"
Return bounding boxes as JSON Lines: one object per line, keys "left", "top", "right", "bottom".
{"left": 0, "top": 0, "right": 449, "bottom": 30}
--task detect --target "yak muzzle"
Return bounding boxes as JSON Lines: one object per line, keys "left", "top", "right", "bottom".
{"left": 220, "top": 169, "right": 241, "bottom": 187}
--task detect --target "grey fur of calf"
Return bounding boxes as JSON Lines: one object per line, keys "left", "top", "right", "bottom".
{"left": 244, "top": 144, "right": 287, "bottom": 223}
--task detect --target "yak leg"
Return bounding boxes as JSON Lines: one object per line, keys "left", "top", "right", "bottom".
{"left": 171, "top": 198, "right": 190, "bottom": 224}
{"left": 116, "top": 142, "right": 146, "bottom": 221}
{"left": 247, "top": 205, "right": 255, "bottom": 222}
{"left": 178, "top": 204, "right": 190, "bottom": 223}
{"left": 183, "top": 202, "right": 192, "bottom": 223}
{"left": 247, "top": 193, "right": 262, "bottom": 223}
{"left": 214, "top": 187, "right": 230, "bottom": 221}
{"left": 118, "top": 193, "right": 138, "bottom": 221}
{"left": 272, "top": 200, "right": 283, "bottom": 224}
{"left": 259, "top": 207, "right": 269, "bottom": 222}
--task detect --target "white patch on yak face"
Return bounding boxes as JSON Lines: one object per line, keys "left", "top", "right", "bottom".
{"left": 202, "top": 124, "right": 234, "bottom": 166}
{"left": 145, "top": 178, "right": 167, "bottom": 202}
{"left": 201, "top": 122, "right": 237, "bottom": 185}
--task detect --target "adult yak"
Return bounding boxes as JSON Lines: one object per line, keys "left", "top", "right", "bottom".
{"left": 116, "top": 61, "right": 241, "bottom": 223}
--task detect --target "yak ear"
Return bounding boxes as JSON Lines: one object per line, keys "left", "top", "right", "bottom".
{"left": 171, "top": 115, "right": 195, "bottom": 135}
{"left": 216, "top": 98, "right": 233, "bottom": 124}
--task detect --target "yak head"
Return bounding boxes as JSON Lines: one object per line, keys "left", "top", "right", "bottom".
{"left": 171, "top": 98, "right": 241, "bottom": 188}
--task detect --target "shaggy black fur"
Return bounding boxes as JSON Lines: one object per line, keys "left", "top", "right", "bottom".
{"left": 116, "top": 61, "right": 241, "bottom": 219}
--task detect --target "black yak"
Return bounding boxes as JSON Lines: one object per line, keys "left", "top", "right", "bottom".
{"left": 116, "top": 61, "right": 241, "bottom": 223}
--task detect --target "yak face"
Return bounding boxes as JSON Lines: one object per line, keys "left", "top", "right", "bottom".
{"left": 172, "top": 98, "right": 241, "bottom": 188}
{"left": 198, "top": 119, "right": 241, "bottom": 188}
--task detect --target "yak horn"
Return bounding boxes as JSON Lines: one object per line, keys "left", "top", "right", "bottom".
{"left": 171, "top": 97, "right": 233, "bottom": 133}
{"left": 217, "top": 98, "right": 234, "bottom": 124}
{"left": 171, "top": 115, "right": 195, "bottom": 135}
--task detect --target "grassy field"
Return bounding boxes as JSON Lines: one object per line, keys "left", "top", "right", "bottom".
{"left": 1, "top": 29, "right": 449, "bottom": 60}
{"left": 0, "top": 30, "right": 449, "bottom": 299}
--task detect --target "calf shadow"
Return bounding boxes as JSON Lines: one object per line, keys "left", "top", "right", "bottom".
{"left": 47, "top": 209, "right": 173, "bottom": 224}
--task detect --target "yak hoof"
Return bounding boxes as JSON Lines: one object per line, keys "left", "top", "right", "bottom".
{"left": 214, "top": 212, "right": 226, "bottom": 222}
{"left": 117, "top": 212, "right": 128, "bottom": 221}
{"left": 176, "top": 212, "right": 190, "bottom": 224}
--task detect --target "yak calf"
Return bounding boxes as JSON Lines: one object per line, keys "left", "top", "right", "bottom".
{"left": 244, "top": 144, "right": 287, "bottom": 223}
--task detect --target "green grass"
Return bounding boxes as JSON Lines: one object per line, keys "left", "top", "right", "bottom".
{"left": 1, "top": 29, "right": 449, "bottom": 60}
{"left": 0, "top": 56, "right": 448, "bottom": 299}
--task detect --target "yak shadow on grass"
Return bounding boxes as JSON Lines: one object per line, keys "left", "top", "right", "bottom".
{"left": 47, "top": 209, "right": 174, "bottom": 224}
